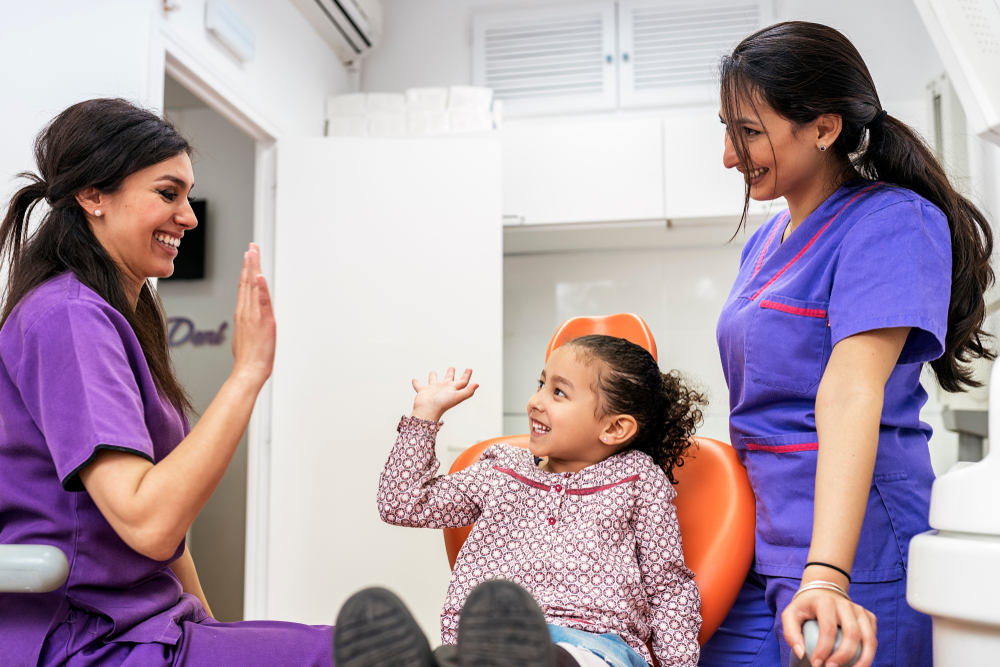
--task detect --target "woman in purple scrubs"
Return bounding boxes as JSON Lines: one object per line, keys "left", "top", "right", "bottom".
{"left": 705, "top": 23, "right": 994, "bottom": 667}
{"left": 0, "top": 100, "right": 332, "bottom": 665}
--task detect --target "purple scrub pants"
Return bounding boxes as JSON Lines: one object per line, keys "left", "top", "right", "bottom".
{"left": 698, "top": 571, "right": 931, "bottom": 667}
{"left": 38, "top": 606, "right": 334, "bottom": 667}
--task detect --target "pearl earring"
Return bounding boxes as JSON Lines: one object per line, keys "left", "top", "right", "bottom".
{"left": 819, "top": 145, "right": 827, "bottom": 152}
{"left": 94, "top": 209, "right": 102, "bottom": 217}
{"left": 603, "top": 437, "right": 608, "bottom": 442}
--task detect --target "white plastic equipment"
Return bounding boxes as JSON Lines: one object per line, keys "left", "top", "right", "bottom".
{"left": 792, "top": 620, "right": 862, "bottom": 667}
{"left": 913, "top": 0, "right": 1000, "bottom": 146}
{"left": 0, "top": 545, "right": 69, "bottom": 593}
{"left": 908, "top": 360, "right": 1000, "bottom": 665}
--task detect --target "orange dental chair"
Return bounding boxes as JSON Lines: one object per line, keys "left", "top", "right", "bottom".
{"left": 443, "top": 314, "right": 756, "bottom": 657}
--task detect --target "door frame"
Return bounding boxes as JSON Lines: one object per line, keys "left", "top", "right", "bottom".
{"left": 147, "top": 16, "right": 280, "bottom": 621}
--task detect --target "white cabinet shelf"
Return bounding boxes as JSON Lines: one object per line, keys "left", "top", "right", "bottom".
{"left": 502, "top": 117, "right": 665, "bottom": 225}
{"left": 502, "top": 111, "right": 786, "bottom": 228}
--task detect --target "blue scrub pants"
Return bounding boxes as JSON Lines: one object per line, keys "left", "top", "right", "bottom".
{"left": 698, "top": 571, "right": 931, "bottom": 667}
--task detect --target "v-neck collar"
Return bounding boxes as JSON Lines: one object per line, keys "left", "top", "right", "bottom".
{"left": 745, "top": 180, "right": 882, "bottom": 301}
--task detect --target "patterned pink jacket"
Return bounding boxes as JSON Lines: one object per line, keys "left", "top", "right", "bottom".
{"left": 378, "top": 416, "right": 701, "bottom": 667}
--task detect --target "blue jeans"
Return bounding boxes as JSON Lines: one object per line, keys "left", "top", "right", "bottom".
{"left": 548, "top": 624, "right": 649, "bottom": 667}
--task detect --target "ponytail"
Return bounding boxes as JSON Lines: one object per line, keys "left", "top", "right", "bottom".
{"left": 856, "top": 114, "right": 995, "bottom": 391}
{"left": 563, "top": 335, "right": 707, "bottom": 483}
{"left": 0, "top": 174, "right": 47, "bottom": 277}
{"left": 722, "top": 21, "right": 995, "bottom": 392}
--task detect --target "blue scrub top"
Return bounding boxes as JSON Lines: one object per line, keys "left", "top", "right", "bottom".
{"left": 716, "top": 180, "right": 951, "bottom": 582}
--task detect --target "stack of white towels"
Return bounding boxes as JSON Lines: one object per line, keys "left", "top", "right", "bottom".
{"left": 325, "top": 86, "right": 500, "bottom": 137}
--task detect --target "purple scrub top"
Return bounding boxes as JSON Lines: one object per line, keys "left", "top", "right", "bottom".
{"left": 716, "top": 180, "right": 951, "bottom": 582}
{"left": 0, "top": 272, "right": 202, "bottom": 665}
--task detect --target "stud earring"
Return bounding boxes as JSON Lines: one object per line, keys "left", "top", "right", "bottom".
{"left": 94, "top": 209, "right": 102, "bottom": 217}
{"left": 819, "top": 145, "right": 827, "bottom": 152}
{"left": 603, "top": 437, "right": 608, "bottom": 442}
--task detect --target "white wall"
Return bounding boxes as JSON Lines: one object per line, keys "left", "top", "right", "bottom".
{"left": 0, "top": 0, "right": 349, "bottom": 192}
{"left": 160, "top": 95, "right": 257, "bottom": 623}
{"left": 504, "top": 245, "right": 743, "bottom": 443}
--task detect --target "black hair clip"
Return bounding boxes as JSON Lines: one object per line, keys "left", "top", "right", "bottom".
{"left": 870, "top": 109, "right": 888, "bottom": 128}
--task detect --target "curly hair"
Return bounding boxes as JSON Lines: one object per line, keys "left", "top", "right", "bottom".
{"left": 564, "top": 335, "right": 707, "bottom": 483}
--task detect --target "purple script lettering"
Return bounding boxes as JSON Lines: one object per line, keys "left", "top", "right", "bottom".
{"left": 167, "top": 317, "right": 229, "bottom": 348}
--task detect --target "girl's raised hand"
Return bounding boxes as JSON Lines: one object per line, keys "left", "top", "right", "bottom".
{"left": 411, "top": 368, "right": 479, "bottom": 422}
{"left": 231, "top": 243, "right": 276, "bottom": 389}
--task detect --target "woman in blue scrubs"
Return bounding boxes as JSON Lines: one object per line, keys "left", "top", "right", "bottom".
{"left": 705, "top": 22, "right": 995, "bottom": 667}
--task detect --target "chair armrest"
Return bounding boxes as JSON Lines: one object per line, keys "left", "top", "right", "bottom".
{"left": 0, "top": 545, "right": 69, "bottom": 593}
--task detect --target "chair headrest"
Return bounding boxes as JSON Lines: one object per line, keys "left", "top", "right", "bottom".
{"left": 545, "top": 314, "right": 658, "bottom": 363}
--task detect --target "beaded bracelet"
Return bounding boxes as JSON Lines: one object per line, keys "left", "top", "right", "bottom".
{"left": 791, "top": 580, "right": 851, "bottom": 603}
{"left": 804, "top": 561, "right": 852, "bottom": 583}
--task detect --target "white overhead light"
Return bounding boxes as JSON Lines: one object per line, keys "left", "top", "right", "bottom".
{"left": 205, "top": 0, "right": 256, "bottom": 63}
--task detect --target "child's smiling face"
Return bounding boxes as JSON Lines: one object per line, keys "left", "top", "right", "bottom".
{"left": 527, "top": 345, "right": 622, "bottom": 474}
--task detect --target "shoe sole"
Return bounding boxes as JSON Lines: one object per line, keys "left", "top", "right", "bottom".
{"left": 458, "top": 580, "right": 555, "bottom": 667}
{"left": 334, "top": 587, "right": 434, "bottom": 667}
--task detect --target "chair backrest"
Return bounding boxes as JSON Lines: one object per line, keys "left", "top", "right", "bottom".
{"left": 442, "top": 314, "right": 755, "bottom": 645}
{"left": 546, "top": 313, "right": 658, "bottom": 362}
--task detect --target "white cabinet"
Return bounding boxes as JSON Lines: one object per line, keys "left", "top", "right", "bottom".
{"left": 502, "top": 112, "right": 784, "bottom": 228}
{"left": 663, "top": 112, "right": 787, "bottom": 220}
{"left": 268, "top": 136, "right": 503, "bottom": 637}
{"left": 502, "top": 117, "right": 665, "bottom": 225}
{"left": 663, "top": 112, "right": 742, "bottom": 219}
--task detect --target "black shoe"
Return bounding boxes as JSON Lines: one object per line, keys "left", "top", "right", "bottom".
{"left": 457, "top": 580, "right": 556, "bottom": 667}
{"left": 334, "top": 587, "right": 436, "bottom": 667}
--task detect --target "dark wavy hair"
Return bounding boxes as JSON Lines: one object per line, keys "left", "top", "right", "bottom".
{"left": 720, "top": 21, "right": 995, "bottom": 392}
{"left": 0, "top": 98, "right": 193, "bottom": 412}
{"left": 565, "top": 335, "right": 706, "bottom": 483}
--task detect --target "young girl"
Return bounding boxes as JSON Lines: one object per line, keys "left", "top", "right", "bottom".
{"left": 371, "top": 334, "right": 705, "bottom": 667}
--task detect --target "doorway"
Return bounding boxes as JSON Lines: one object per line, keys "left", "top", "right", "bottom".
{"left": 159, "top": 73, "right": 256, "bottom": 622}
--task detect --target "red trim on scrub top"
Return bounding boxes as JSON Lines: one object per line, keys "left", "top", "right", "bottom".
{"left": 759, "top": 300, "right": 827, "bottom": 319}
{"left": 750, "top": 183, "right": 883, "bottom": 301}
{"left": 752, "top": 212, "right": 789, "bottom": 278}
{"left": 746, "top": 442, "right": 819, "bottom": 453}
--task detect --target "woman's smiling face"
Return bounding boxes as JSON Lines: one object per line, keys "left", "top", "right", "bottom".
{"left": 79, "top": 152, "right": 198, "bottom": 301}
{"left": 720, "top": 97, "right": 827, "bottom": 204}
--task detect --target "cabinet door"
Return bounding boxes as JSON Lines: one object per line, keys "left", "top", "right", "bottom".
{"left": 267, "top": 136, "right": 503, "bottom": 638}
{"left": 663, "top": 112, "right": 784, "bottom": 219}
{"left": 664, "top": 112, "right": 744, "bottom": 219}
{"left": 502, "top": 117, "right": 665, "bottom": 225}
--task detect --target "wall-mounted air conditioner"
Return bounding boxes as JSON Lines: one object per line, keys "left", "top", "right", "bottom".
{"left": 291, "top": 0, "right": 383, "bottom": 65}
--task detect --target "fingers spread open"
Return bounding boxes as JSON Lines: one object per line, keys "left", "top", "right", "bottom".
{"left": 412, "top": 379, "right": 422, "bottom": 393}
{"left": 457, "top": 383, "right": 480, "bottom": 401}
{"left": 454, "top": 368, "right": 473, "bottom": 389}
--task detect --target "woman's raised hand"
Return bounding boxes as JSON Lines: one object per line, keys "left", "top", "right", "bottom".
{"left": 231, "top": 243, "right": 276, "bottom": 388}
{"left": 410, "top": 368, "right": 479, "bottom": 422}
{"left": 782, "top": 588, "right": 877, "bottom": 667}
